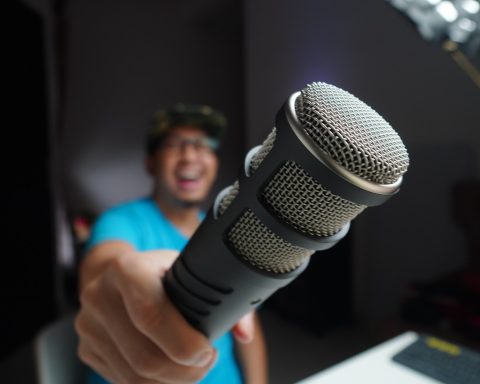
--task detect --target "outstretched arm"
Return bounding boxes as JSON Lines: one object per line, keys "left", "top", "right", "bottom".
{"left": 76, "top": 241, "right": 217, "bottom": 383}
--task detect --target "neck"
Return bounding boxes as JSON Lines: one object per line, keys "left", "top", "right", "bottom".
{"left": 153, "top": 194, "right": 201, "bottom": 238}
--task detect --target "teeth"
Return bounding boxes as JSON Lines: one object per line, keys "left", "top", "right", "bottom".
{"left": 178, "top": 170, "right": 200, "bottom": 180}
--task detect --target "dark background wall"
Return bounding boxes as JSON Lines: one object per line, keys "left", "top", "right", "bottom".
{"left": 59, "top": 0, "right": 245, "bottom": 215}
{"left": 245, "top": 0, "right": 480, "bottom": 325}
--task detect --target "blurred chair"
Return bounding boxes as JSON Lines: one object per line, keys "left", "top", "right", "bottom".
{"left": 34, "top": 314, "right": 85, "bottom": 384}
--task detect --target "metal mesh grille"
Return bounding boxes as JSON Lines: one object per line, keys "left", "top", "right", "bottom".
{"left": 249, "top": 128, "right": 277, "bottom": 174}
{"left": 217, "top": 129, "right": 276, "bottom": 216}
{"left": 263, "top": 161, "right": 366, "bottom": 236}
{"left": 227, "top": 209, "right": 313, "bottom": 274}
{"left": 295, "top": 82, "right": 409, "bottom": 184}
{"left": 217, "top": 181, "right": 240, "bottom": 216}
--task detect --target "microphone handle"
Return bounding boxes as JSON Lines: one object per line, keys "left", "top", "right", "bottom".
{"left": 164, "top": 208, "right": 310, "bottom": 340}
{"left": 163, "top": 102, "right": 350, "bottom": 340}
{"left": 164, "top": 205, "right": 350, "bottom": 340}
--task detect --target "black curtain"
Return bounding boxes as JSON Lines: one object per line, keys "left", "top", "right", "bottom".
{"left": 1, "top": 0, "right": 56, "bottom": 361}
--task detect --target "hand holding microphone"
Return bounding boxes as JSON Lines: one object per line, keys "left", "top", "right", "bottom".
{"left": 75, "top": 81, "right": 409, "bottom": 384}
{"left": 164, "top": 81, "right": 410, "bottom": 340}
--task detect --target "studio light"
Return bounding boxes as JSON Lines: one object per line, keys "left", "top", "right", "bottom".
{"left": 388, "top": 0, "right": 480, "bottom": 87}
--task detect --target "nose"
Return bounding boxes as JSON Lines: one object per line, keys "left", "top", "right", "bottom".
{"left": 179, "top": 141, "right": 200, "bottom": 160}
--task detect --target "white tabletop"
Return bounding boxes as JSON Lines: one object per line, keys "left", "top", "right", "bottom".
{"left": 295, "top": 332, "right": 443, "bottom": 384}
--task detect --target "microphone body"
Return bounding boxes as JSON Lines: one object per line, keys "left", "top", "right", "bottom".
{"left": 164, "top": 82, "right": 409, "bottom": 340}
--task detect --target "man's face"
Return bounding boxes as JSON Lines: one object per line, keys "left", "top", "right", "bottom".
{"left": 147, "top": 125, "right": 219, "bottom": 207}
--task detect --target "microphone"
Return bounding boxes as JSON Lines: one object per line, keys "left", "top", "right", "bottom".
{"left": 164, "top": 82, "right": 410, "bottom": 340}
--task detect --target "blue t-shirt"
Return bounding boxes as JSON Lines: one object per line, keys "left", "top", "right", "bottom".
{"left": 85, "top": 197, "right": 243, "bottom": 384}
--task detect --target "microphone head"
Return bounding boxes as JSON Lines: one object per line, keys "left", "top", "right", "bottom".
{"left": 295, "top": 82, "right": 409, "bottom": 184}
{"left": 217, "top": 82, "right": 409, "bottom": 274}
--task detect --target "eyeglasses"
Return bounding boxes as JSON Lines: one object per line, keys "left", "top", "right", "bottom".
{"left": 161, "top": 136, "right": 220, "bottom": 154}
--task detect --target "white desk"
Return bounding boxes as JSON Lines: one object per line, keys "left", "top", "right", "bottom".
{"left": 295, "top": 332, "right": 443, "bottom": 384}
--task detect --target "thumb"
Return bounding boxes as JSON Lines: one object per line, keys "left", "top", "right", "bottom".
{"left": 232, "top": 311, "right": 255, "bottom": 344}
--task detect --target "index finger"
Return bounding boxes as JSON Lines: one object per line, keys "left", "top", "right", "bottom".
{"left": 111, "top": 251, "right": 215, "bottom": 367}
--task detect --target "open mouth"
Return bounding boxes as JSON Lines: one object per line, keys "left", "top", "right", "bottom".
{"left": 176, "top": 169, "right": 203, "bottom": 191}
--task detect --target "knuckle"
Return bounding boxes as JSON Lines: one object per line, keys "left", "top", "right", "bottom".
{"left": 77, "top": 342, "right": 92, "bottom": 365}
{"left": 131, "top": 299, "right": 162, "bottom": 332}
{"left": 73, "top": 314, "right": 85, "bottom": 336}
{"left": 169, "top": 331, "right": 209, "bottom": 364}
{"left": 74, "top": 313, "right": 96, "bottom": 343}
{"left": 170, "top": 343, "right": 201, "bottom": 365}
{"left": 130, "top": 351, "right": 163, "bottom": 378}
{"left": 79, "top": 281, "right": 99, "bottom": 308}
{"left": 108, "top": 253, "right": 132, "bottom": 277}
{"left": 184, "top": 367, "right": 210, "bottom": 383}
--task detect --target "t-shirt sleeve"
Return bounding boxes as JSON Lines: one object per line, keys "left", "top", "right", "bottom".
{"left": 86, "top": 209, "right": 140, "bottom": 251}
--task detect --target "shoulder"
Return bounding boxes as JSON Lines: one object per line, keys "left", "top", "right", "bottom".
{"left": 86, "top": 198, "right": 155, "bottom": 250}
{"left": 97, "top": 197, "right": 156, "bottom": 222}
{"left": 105, "top": 197, "right": 154, "bottom": 215}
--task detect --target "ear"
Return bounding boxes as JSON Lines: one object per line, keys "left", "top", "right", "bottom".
{"left": 145, "top": 155, "right": 155, "bottom": 177}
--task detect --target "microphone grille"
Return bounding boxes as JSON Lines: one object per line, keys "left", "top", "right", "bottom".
{"left": 227, "top": 209, "right": 314, "bottom": 274}
{"left": 262, "top": 161, "right": 366, "bottom": 237}
{"left": 249, "top": 128, "right": 277, "bottom": 174}
{"left": 217, "top": 181, "right": 240, "bottom": 216}
{"left": 216, "top": 129, "right": 277, "bottom": 218}
{"left": 295, "top": 82, "right": 409, "bottom": 184}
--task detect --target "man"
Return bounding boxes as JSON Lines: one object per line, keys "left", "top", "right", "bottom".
{"left": 75, "top": 104, "right": 268, "bottom": 384}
